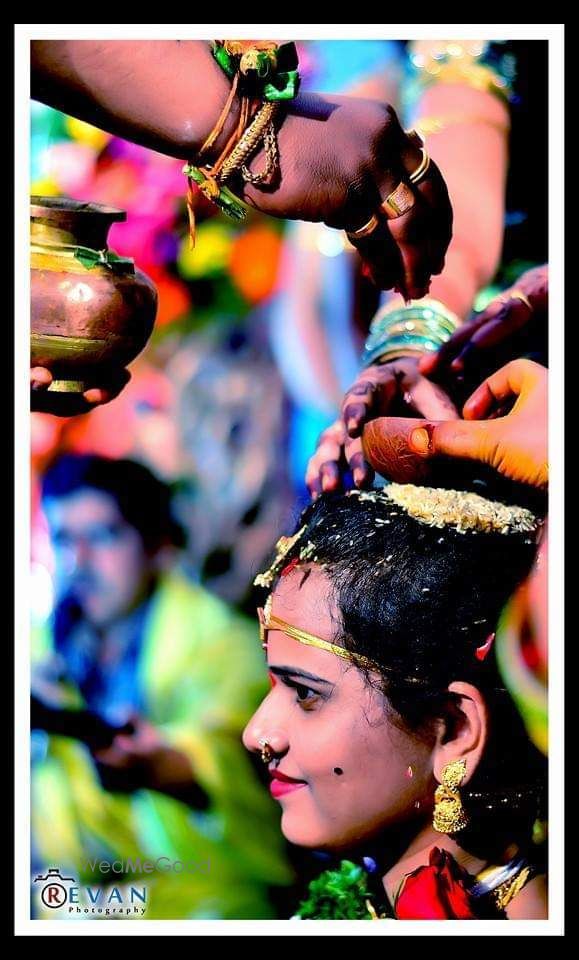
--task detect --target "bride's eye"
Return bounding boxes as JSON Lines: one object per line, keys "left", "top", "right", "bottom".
{"left": 280, "top": 676, "right": 321, "bottom": 709}
{"left": 292, "top": 681, "right": 321, "bottom": 710}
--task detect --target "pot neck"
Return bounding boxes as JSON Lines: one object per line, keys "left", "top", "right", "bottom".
{"left": 30, "top": 200, "right": 126, "bottom": 250}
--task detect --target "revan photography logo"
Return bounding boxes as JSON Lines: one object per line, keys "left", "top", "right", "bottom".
{"left": 33, "top": 868, "right": 148, "bottom": 916}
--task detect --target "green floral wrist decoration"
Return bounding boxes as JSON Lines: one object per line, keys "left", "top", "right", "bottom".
{"left": 184, "top": 41, "right": 299, "bottom": 244}
{"left": 362, "top": 299, "right": 460, "bottom": 367}
{"left": 212, "top": 41, "right": 300, "bottom": 101}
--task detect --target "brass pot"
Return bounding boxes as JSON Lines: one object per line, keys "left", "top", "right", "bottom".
{"left": 31, "top": 197, "right": 158, "bottom": 415}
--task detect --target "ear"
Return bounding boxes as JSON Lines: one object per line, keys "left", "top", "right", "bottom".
{"left": 432, "top": 681, "right": 489, "bottom": 786}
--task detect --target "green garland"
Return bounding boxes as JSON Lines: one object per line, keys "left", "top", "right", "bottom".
{"left": 294, "top": 860, "right": 393, "bottom": 920}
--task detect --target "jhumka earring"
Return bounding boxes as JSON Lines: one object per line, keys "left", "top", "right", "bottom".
{"left": 432, "top": 759, "right": 469, "bottom": 834}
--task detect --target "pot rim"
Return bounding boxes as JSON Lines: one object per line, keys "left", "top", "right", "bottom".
{"left": 30, "top": 196, "right": 126, "bottom": 223}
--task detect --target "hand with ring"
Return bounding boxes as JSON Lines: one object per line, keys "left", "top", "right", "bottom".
{"left": 32, "top": 42, "right": 452, "bottom": 299}
{"left": 379, "top": 358, "right": 548, "bottom": 490}
{"left": 419, "top": 265, "right": 548, "bottom": 386}
{"left": 243, "top": 99, "right": 452, "bottom": 299}
{"left": 305, "top": 356, "right": 459, "bottom": 496}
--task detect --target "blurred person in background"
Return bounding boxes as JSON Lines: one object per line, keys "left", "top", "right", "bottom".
{"left": 31, "top": 453, "right": 293, "bottom": 918}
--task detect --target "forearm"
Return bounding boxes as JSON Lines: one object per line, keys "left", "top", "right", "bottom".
{"left": 415, "top": 84, "right": 510, "bottom": 319}
{"left": 31, "top": 39, "right": 238, "bottom": 160}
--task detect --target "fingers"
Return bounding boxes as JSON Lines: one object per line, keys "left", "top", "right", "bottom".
{"left": 342, "top": 379, "right": 379, "bottom": 437}
{"left": 344, "top": 434, "right": 374, "bottom": 488}
{"left": 30, "top": 366, "right": 53, "bottom": 390}
{"left": 381, "top": 156, "right": 452, "bottom": 300}
{"left": 463, "top": 358, "right": 546, "bottom": 421}
{"left": 305, "top": 421, "right": 347, "bottom": 497}
{"left": 83, "top": 368, "right": 131, "bottom": 406}
{"left": 305, "top": 420, "right": 374, "bottom": 497}
{"left": 362, "top": 416, "right": 440, "bottom": 483}
{"left": 402, "top": 373, "right": 460, "bottom": 420}
{"left": 414, "top": 161, "right": 453, "bottom": 275}
{"left": 398, "top": 156, "right": 453, "bottom": 277}
{"left": 347, "top": 218, "right": 406, "bottom": 292}
{"left": 342, "top": 370, "right": 398, "bottom": 438}
{"left": 349, "top": 143, "right": 452, "bottom": 297}
{"left": 376, "top": 181, "right": 433, "bottom": 300}
{"left": 418, "top": 316, "right": 489, "bottom": 377}
{"left": 407, "top": 418, "right": 494, "bottom": 464}
{"left": 420, "top": 289, "right": 536, "bottom": 381}
{"left": 450, "top": 299, "right": 532, "bottom": 374}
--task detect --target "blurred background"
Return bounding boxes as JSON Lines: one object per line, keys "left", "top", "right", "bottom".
{"left": 29, "top": 39, "right": 548, "bottom": 920}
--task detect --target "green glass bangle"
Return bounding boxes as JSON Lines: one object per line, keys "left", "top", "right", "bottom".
{"left": 362, "top": 305, "right": 458, "bottom": 367}
{"left": 365, "top": 335, "right": 443, "bottom": 365}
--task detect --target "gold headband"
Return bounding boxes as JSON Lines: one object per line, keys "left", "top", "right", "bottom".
{"left": 261, "top": 610, "right": 376, "bottom": 670}
{"left": 258, "top": 598, "right": 426, "bottom": 683}
{"left": 253, "top": 483, "right": 538, "bottom": 681}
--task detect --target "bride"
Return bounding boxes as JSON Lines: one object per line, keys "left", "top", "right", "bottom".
{"left": 243, "top": 483, "right": 547, "bottom": 919}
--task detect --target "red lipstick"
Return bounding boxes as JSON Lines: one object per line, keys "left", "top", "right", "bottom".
{"left": 269, "top": 768, "right": 307, "bottom": 799}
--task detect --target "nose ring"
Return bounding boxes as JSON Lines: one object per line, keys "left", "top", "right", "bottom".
{"left": 258, "top": 738, "right": 274, "bottom": 764}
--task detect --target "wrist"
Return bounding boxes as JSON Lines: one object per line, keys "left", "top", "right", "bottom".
{"left": 195, "top": 83, "right": 243, "bottom": 164}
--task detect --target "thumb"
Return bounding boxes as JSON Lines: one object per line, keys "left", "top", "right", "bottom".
{"left": 409, "top": 419, "right": 495, "bottom": 465}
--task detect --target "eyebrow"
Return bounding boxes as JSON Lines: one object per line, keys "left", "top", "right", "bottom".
{"left": 269, "top": 665, "right": 334, "bottom": 687}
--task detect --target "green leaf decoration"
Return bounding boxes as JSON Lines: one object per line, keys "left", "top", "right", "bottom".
{"left": 73, "top": 246, "right": 134, "bottom": 273}
{"left": 295, "top": 860, "right": 385, "bottom": 920}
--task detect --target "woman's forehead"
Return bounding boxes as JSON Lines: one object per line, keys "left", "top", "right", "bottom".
{"left": 267, "top": 567, "right": 356, "bottom": 682}
{"left": 272, "top": 565, "right": 337, "bottom": 636}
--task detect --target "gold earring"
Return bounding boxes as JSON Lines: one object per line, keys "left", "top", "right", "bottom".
{"left": 433, "top": 759, "right": 469, "bottom": 834}
{"left": 258, "top": 738, "right": 274, "bottom": 764}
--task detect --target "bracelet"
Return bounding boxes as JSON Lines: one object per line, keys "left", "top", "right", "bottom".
{"left": 362, "top": 299, "right": 460, "bottom": 367}
{"left": 219, "top": 101, "right": 280, "bottom": 183}
{"left": 183, "top": 40, "right": 299, "bottom": 245}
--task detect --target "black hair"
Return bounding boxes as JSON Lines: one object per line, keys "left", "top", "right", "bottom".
{"left": 260, "top": 488, "right": 546, "bottom": 863}
{"left": 41, "top": 454, "right": 185, "bottom": 552}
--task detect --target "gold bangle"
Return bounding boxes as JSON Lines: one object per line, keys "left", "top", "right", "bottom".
{"left": 346, "top": 214, "right": 380, "bottom": 240}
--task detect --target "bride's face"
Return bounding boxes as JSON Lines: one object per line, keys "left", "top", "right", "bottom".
{"left": 243, "top": 566, "right": 436, "bottom": 852}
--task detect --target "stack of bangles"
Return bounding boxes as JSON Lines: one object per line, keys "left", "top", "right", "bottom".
{"left": 361, "top": 298, "right": 460, "bottom": 367}
{"left": 182, "top": 40, "right": 300, "bottom": 244}
{"left": 345, "top": 130, "right": 431, "bottom": 242}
